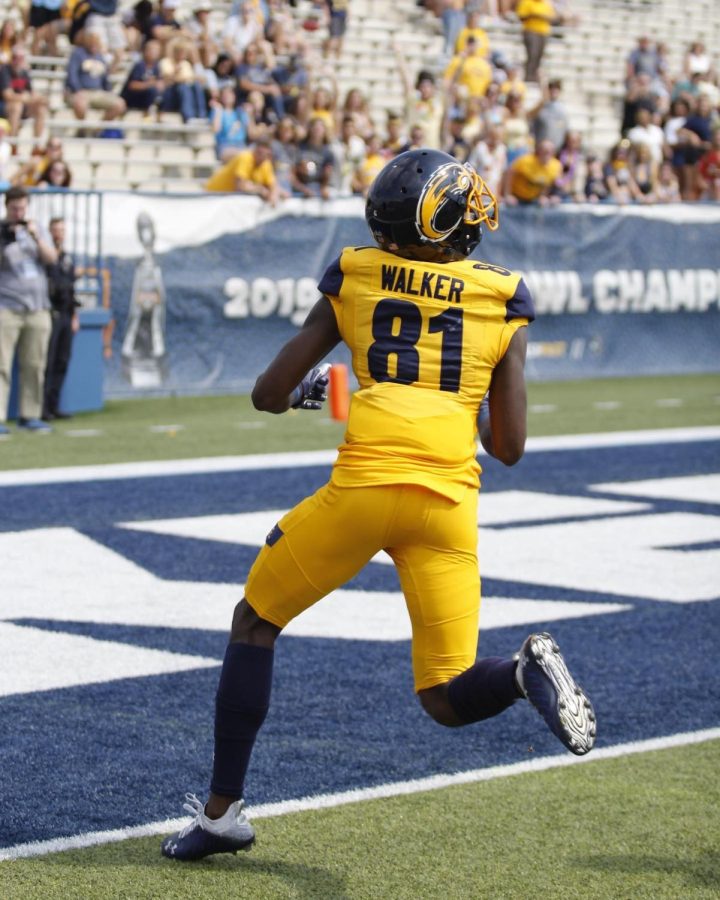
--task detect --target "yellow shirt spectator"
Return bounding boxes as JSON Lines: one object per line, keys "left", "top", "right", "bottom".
{"left": 515, "top": 0, "right": 556, "bottom": 36}
{"left": 351, "top": 141, "right": 385, "bottom": 197}
{"left": 444, "top": 45, "right": 493, "bottom": 98}
{"left": 507, "top": 146, "right": 562, "bottom": 202}
{"left": 455, "top": 26, "right": 489, "bottom": 57}
{"left": 206, "top": 146, "right": 276, "bottom": 193}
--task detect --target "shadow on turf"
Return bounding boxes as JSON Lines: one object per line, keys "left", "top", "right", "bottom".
{"left": 35, "top": 842, "right": 352, "bottom": 899}
{"left": 580, "top": 850, "right": 720, "bottom": 890}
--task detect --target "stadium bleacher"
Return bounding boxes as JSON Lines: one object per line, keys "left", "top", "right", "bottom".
{"left": 0, "top": 0, "right": 718, "bottom": 193}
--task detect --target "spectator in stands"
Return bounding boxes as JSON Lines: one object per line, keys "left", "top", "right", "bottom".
{"left": 603, "top": 141, "right": 643, "bottom": 204}
{"left": 480, "top": 80, "right": 505, "bottom": 130}
{"left": 554, "top": 129, "right": 585, "bottom": 201}
{"left": 0, "top": 185, "right": 57, "bottom": 434}
{"left": 664, "top": 96, "right": 690, "bottom": 172}
{"left": 439, "top": 0, "right": 466, "bottom": 58}
{"left": 459, "top": 95, "right": 483, "bottom": 143}
{"left": 529, "top": 77, "right": 567, "bottom": 151}
{"left": 654, "top": 159, "right": 681, "bottom": 203}
{"left": 149, "top": 0, "right": 188, "bottom": 53}
{"left": 626, "top": 35, "right": 661, "bottom": 84}
{"left": 42, "top": 216, "right": 80, "bottom": 422}
{"left": 331, "top": 113, "right": 366, "bottom": 193}
{"left": 266, "top": 3, "right": 307, "bottom": 61}
{"left": 244, "top": 87, "right": 278, "bottom": 130}
{"left": 677, "top": 94, "right": 715, "bottom": 199}
{"left": 84, "top": 0, "right": 127, "bottom": 70}
{"left": 514, "top": 0, "right": 560, "bottom": 83}
{"left": 498, "top": 61, "right": 527, "bottom": 104}
{"left": 322, "top": 0, "right": 348, "bottom": 60}
{"left": 0, "top": 19, "right": 20, "bottom": 65}
{"left": 629, "top": 141, "right": 657, "bottom": 201}
{"left": 0, "top": 44, "right": 48, "bottom": 146}
{"left": 158, "top": 36, "right": 207, "bottom": 122}
{"left": 697, "top": 129, "right": 720, "bottom": 201}
{"left": 0, "top": 117, "right": 13, "bottom": 189}
{"left": 443, "top": 35, "right": 493, "bottom": 111}
{"left": 309, "top": 82, "right": 337, "bottom": 138}
{"left": 205, "top": 52, "right": 237, "bottom": 104}
{"left": 223, "top": 2, "right": 264, "bottom": 63}
{"left": 501, "top": 138, "right": 562, "bottom": 205}
{"left": 626, "top": 106, "right": 666, "bottom": 165}
{"left": 120, "top": 38, "right": 164, "bottom": 114}
{"left": 466, "top": 122, "right": 506, "bottom": 195}
{"left": 37, "top": 158, "right": 72, "bottom": 188}
{"left": 584, "top": 154, "right": 609, "bottom": 203}
{"left": 13, "top": 134, "right": 64, "bottom": 186}
{"left": 684, "top": 41, "right": 713, "bottom": 79}
{"left": 501, "top": 91, "right": 531, "bottom": 164}
{"left": 65, "top": 29, "right": 126, "bottom": 123}
{"left": 294, "top": 115, "right": 334, "bottom": 199}
{"left": 270, "top": 115, "right": 299, "bottom": 196}
{"left": 273, "top": 51, "right": 310, "bottom": 118}
{"left": 350, "top": 132, "right": 384, "bottom": 196}
{"left": 123, "top": 0, "right": 154, "bottom": 51}
{"left": 29, "top": 0, "right": 63, "bottom": 56}
{"left": 383, "top": 111, "right": 407, "bottom": 157}
{"left": 186, "top": 0, "right": 218, "bottom": 70}
{"left": 621, "top": 73, "right": 659, "bottom": 136}
{"left": 454, "top": 7, "right": 489, "bottom": 57}
{"left": 236, "top": 42, "right": 284, "bottom": 124}
{"left": 340, "top": 87, "right": 373, "bottom": 141}
{"left": 205, "top": 137, "right": 284, "bottom": 204}
{"left": 210, "top": 85, "right": 253, "bottom": 161}
{"left": 443, "top": 113, "right": 471, "bottom": 162}
{"left": 400, "top": 122, "right": 427, "bottom": 153}
{"left": 395, "top": 43, "right": 444, "bottom": 149}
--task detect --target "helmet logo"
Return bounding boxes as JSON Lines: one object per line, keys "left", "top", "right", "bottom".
{"left": 416, "top": 162, "right": 469, "bottom": 243}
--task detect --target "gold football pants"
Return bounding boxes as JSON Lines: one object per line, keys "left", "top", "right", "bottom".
{"left": 245, "top": 481, "right": 480, "bottom": 691}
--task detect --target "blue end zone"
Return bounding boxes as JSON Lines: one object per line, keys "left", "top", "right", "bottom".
{"left": 1, "top": 438, "right": 719, "bottom": 848}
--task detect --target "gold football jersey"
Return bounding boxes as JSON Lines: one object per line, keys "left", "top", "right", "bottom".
{"left": 319, "top": 246, "right": 534, "bottom": 501}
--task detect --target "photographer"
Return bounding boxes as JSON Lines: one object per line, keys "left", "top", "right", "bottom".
{"left": 0, "top": 185, "right": 57, "bottom": 434}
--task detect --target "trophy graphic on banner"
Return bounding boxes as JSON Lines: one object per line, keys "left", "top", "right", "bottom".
{"left": 121, "top": 211, "right": 168, "bottom": 388}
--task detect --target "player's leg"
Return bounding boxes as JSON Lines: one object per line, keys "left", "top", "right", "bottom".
{"left": 391, "top": 487, "right": 596, "bottom": 754}
{"left": 163, "top": 482, "right": 393, "bottom": 860}
{"left": 388, "top": 486, "right": 521, "bottom": 726}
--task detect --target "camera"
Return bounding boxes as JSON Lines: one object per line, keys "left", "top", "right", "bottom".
{"left": 0, "top": 220, "right": 26, "bottom": 244}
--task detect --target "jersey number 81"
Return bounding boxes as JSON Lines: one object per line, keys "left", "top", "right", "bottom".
{"left": 367, "top": 298, "right": 463, "bottom": 393}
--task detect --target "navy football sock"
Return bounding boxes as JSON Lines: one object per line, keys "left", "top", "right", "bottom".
{"left": 210, "top": 642, "right": 274, "bottom": 799}
{"left": 446, "top": 657, "right": 521, "bottom": 724}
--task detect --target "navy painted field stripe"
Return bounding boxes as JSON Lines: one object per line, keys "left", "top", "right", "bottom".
{"left": 1, "top": 728, "right": 717, "bottom": 862}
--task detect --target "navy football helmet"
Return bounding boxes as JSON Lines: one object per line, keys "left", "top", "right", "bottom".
{"left": 365, "top": 149, "right": 499, "bottom": 262}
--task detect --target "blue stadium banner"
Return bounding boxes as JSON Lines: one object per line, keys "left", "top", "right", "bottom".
{"left": 99, "top": 194, "right": 720, "bottom": 397}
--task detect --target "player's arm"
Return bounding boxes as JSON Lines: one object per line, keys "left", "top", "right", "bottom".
{"left": 478, "top": 326, "right": 528, "bottom": 465}
{"left": 251, "top": 295, "right": 341, "bottom": 414}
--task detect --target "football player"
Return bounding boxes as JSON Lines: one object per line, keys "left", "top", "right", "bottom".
{"left": 161, "top": 149, "right": 597, "bottom": 861}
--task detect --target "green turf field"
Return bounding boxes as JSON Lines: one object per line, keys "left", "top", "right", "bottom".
{"left": 0, "top": 373, "right": 718, "bottom": 470}
{"left": 3, "top": 740, "right": 718, "bottom": 900}
{"left": 1, "top": 373, "right": 718, "bottom": 898}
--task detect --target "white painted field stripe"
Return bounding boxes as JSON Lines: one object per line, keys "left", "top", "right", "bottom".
{"left": 1, "top": 427, "right": 719, "bottom": 487}
{"left": 2, "top": 727, "right": 717, "bottom": 862}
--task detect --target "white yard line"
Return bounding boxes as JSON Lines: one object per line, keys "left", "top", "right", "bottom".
{"left": 0, "top": 426, "right": 719, "bottom": 487}
{"left": 1, "top": 727, "right": 717, "bottom": 861}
